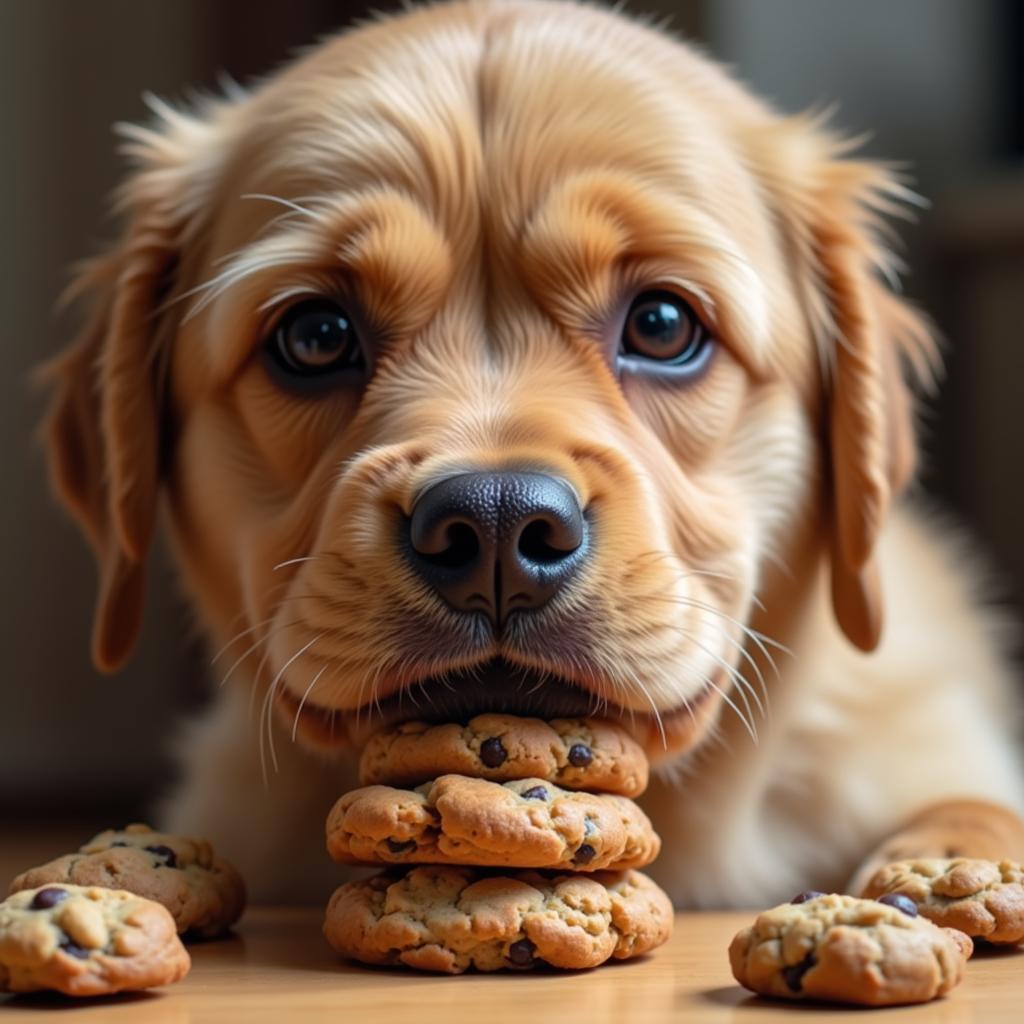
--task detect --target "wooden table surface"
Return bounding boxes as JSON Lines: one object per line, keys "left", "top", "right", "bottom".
{"left": 1, "top": 907, "right": 1019, "bottom": 1023}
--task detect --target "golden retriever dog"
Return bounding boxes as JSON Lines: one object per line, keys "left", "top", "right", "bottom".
{"left": 43, "top": 0, "right": 1024, "bottom": 904}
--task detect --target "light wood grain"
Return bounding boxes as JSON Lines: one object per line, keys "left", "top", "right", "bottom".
{"left": 1, "top": 907, "right": 1018, "bottom": 1022}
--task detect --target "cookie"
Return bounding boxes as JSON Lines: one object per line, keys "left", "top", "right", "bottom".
{"left": 9, "top": 823, "right": 246, "bottom": 938}
{"left": 324, "top": 864, "right": 672, "bottom": 973}
{"left": 729, "top": 892, "right": 972, "bottom": 1006}
{"left": 359, "top": 715, "right": 648, "bottom": 797}
{"left": 863, "top": 857, "right": 1024, "bottom": 944}
{"left": 326, "top": 774, "right": 660, "bottom": 871}
{"left": 0, "top": 884, "right": 190, "bottom": 996}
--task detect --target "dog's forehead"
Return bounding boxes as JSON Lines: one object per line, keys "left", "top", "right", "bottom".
{"left": 226, "top": 3, "right": 771, "bottom": 263}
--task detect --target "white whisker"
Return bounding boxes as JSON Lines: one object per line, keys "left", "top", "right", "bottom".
{"left": 240, "top": 192, "right": 321, "bottom": 219}
{"left": 210, "top": 616, "right": 276, "bottom": 666}
{"left": 657, "top": 587, "right": 791, "bottom": 678}
{"left": 260, "top": 633, "right": 322, "bottom": 787}
{"left": 273, "top": 556, "right": 317, "bottom": 572}
{"left": 706, "top": 678, "right": 758, "bottom": 745}
{"left": 219, "top": 619, "right": 300, "bottom": 690}
{"left": 291, "top": 664, "right": 328, "bottom": 742}
{"left": 672, "top": 622, "right": 766, "bottom": 726}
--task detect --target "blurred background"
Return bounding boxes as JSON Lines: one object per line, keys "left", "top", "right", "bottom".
{"left": 3, "top": 0, "right": 1023, "bottom": 849}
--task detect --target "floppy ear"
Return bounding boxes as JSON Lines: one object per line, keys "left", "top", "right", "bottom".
{"left": 823, "top": 239, "right": 935, "bottom": 652}
{"left": 40, "top": 96, "right": 225, "bottom": 671}
{"left": 760, "top": 120, "right": 939, "bottom": 651}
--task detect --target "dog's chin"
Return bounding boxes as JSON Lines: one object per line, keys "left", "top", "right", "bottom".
{"left": 275, "top": 657, "right": 724, "bottom": 765}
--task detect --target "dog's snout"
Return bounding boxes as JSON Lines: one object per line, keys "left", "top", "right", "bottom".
{"left": 406, "top": 471, "right": 587, "bottom": 624}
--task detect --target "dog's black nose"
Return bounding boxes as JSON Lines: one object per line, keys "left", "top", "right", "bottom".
{"left": 406, "top": 471, "right": 587, "bottom": 624}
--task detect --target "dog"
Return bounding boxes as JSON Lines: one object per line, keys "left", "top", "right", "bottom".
{"left": 42, "top": 0, "right": 1024, "bottom": 905}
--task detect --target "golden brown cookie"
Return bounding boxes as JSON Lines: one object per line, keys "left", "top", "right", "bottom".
{"left": 359, "top": 715, "right": 649, "bottom": 796}
{"left": 863, "top": 857, "right": 1024, "bottom": 944}
{"left": 729, "top": 892, "right": 972, "bottom": 1006}
{"left": 0, "top": 884, "right": 190, "bottom": 996}
{"left": 9, "top": 823, "right": 246, "bottom": 938}
{"left": 326, "top": 775, "right": 660, "bottom": 871}
{"left": 324, "top": 864, "right": 672, "bottom": 972}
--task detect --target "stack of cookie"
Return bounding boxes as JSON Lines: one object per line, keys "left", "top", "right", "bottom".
{"left": 322, "top": 714, "right": 673, "bottom": 973}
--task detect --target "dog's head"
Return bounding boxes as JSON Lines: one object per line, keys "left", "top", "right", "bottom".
{"left": 44, "top": 0, "right": 936, "bottom": 764}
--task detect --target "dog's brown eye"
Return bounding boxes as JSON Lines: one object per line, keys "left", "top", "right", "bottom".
{"left": 269, "top": 300, "right": 364, "bottom": 377}
{"left": 621, "top": 291, "right": 708, "bottom": 367}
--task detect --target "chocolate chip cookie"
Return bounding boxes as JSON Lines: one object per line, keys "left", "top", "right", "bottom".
{"left": 324, "top": 864, "right": 672, "bottom": 973}
{"left": 0, "top": 884, "right": 190, "bottom": 996}
{"left": 359, "top": 715, "right": 649, "bottom": 796}
{"left": 863, "top": 857, "right": 1024, "bottom": 944}
{"left": 729, "top": 892, "right": 972, "bottom": 1006}
{"left": 9, "top": 824, "right": 246, "bottom": 938}
{"left": 326, "top": 775, "right": 660, "bottom": 871}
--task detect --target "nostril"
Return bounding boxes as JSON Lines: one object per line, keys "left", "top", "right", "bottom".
{"left": 415, "top": 521, "right": 479, "bottom": 568}
{"left": 518, "top": 517, "right": 581, "bottom": 564}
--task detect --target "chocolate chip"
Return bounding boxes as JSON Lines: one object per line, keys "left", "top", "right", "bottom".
{"left": 507, "top": 939, "right": 536, "bottom": 967}
{"left": 385, "top": 839, "right": 416, "bottom": 854}
{"left": 878, "top": 893, "right": 918, "bottom": 917}
{"left": 790, "top": 890, "right": 825, "bottom": 905}
{"left": 574, "top": 843, "right": 596, "bottom": 864}
{"left": 567, "top": 743, "right": 593, "bottom": 768}
{"left": 521, "top": 786, "right": 548, "bottom": 800}
{"left": 781, "top": 953, "right": 816, "bottom": 992}
{"left": 59, "top": 938, "right": 92, "bottom": 960}
{"left": 30, "top": 887, "right": 69, "bottom": 910}
{"left": 145, "top": 844, "right": 177, "bottom": 868}
{"left": 479, "top": 737, "right": 507, "bottom": 768}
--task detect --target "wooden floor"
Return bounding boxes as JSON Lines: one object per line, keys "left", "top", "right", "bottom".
{"left": 1, "top": 906, "right": 1020, "bottom": 1022}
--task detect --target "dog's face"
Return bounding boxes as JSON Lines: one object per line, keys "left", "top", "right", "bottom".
{"left": 45, "top": 1, "right": 933, "bottom": 766}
